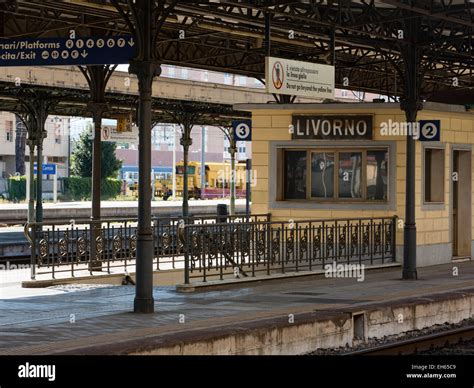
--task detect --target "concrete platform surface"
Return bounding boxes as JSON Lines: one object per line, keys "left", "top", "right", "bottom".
{"left": 0, "top": 198, "right": 246, "bottom": 222}
{"left": 0, "top": 261, "right": 472, "bottom": 355}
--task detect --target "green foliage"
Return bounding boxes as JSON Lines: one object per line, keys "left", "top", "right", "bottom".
{"left": 7, "top": 175, "right": 26, "bottom": 201}
{"left": 63, "top": 177, "right": 122, "bottom": 200}
{"left": 100, "top": 178, "right": 122, "bottom": 199}
{"left": 63, "top": 176, "right": 91, "bottom": 200}
{"left": 71, "top": 125, "right": 123, "bottom": 178}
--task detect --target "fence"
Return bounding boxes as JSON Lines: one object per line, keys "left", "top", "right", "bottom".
{"left": 183, "top": 216, "right": 397, "bottom": 283}
{"left": 24, "top": 213, "right": 271, "bottom": 279}
{"left": 24, "top": 214, "right": 397, "bottom": 284}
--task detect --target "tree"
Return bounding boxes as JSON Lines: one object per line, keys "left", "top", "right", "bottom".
{"left": 71, "top": 125, "right": 122, "bottom": 178}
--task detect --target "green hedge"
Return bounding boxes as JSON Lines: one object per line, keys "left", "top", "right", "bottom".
{"left": 7, "top": 176, "right": 26, "bottom": 201}
{"left": 63, "top": 176, "right": 122, "bottom": 200}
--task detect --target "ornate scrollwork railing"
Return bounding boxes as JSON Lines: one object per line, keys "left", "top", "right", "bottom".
{"left": 24, "top": 213, "right": 271, "bottom": 279}
{"left": 183, "top": 216, "right": 397, "bottom": 284}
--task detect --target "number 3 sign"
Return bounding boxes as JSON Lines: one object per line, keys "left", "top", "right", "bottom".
{"left": 233, "top": 119, "right": 252, "bottom": 141}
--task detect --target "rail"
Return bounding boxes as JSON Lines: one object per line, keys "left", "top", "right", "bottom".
{"left": 183, "top": 216, "right": 397, "bottom": 283}
{"left": 24, "top": 213, "right": 271, "bottom": 279}
{"left": 344, "top": 325, "right": 474, "bottom": 355}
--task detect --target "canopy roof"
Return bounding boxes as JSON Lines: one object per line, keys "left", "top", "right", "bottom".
{"left": 0, "top": 0, "right": 472, "bottom": 103}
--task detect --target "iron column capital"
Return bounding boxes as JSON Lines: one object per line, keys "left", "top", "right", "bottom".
{"left": 87, "top": 102, "right": 109, "bottom": 121}
{"left": 129, "top": 60, "right": 161, "bottom": 92}
{"left": 180, "top": 136, "right": 193, "bottom": 149}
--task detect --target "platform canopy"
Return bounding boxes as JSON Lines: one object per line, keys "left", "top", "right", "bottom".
{"left": 0, "top": 0, "right": 472, "bottom": 104}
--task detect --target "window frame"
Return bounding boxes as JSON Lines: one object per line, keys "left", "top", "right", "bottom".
{"left": 282, "top": 147, "right": 390, "bottom": 203}
{"left": 283, "top": 148, "right": 308, "bottom": 201}
{"left": 421, "top": 142, "right": 446, "bottom": 209}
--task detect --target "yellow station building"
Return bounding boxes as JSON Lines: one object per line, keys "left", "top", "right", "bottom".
{"left": 236, "top": 102, "right": 474, "bottom": 267}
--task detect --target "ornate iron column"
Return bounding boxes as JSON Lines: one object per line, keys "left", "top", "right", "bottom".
{"left": 130, "top": 58, "right": 161, "bottom": 312}
{"left": 399, "top": 16, "right": 423, "bottom": 280}
{"left": 25, "top": 115, "right": 36, "bottom": 224}
{"left": 229, "top": 141, "right": 237, "bottom": 216}
{"left": 213, "top": 122, "right": 237, "bottom": 215}
{"left": 24, "top": 96, "right": 53, "bottom": 225}
{"left": 168, "top": 108, "right": 201, "bottom": 218}
{"left": 79, "top": 65, "right": 116, "bottom": 271}
{"left": 111, "top": 0, "right": 177, "bottom": 313}
{"left": 15, "top": 113, "right": 35, "bottom": 222}
{"left": 180, "top": 124, "right": 192, "bottom": 217}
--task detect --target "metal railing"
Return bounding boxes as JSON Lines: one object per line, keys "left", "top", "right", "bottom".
{"left": 183, "top": 216, "right": 397, "bottom": 283}
{"left": 24, "top": 213, "right": 271, "bottom": 279}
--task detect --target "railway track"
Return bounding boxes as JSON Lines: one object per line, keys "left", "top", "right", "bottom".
{"left": 344, "top": 325, "right": 474, "bottom": 355}
{"left": 0, "top": 254, "right": 31, "bottom": 265}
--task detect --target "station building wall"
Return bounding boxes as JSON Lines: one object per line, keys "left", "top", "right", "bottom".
{"left": 245, "top": 103, "right": 474, "bottom": 267}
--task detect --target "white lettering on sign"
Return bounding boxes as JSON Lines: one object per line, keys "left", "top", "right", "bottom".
{"left": 293, "top": 115, "right": 373, "bottom": 140}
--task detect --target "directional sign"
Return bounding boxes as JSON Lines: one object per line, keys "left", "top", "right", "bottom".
{"left": 419, "top": 120, "right": 441, "bottom": 141}
{"left": 34, "top": 163, "right": 56, "bottom": 175}
{"left": 0, "top": 36, "right": 136, "bottom": 67}
{"left": 233, "top": 120, "right": 252, "bottom": 142}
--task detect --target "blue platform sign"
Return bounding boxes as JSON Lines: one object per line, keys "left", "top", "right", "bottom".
{"left": 233, "top": 119, "right": 252, "bottom": 142}
{"left": 419, "top": 120, "right": 441, "bottom": 142}
{"left": 0, "top": 36, "right": 135, "bottom": 67}
{"left": 34, "top": 163, "right": 56, "bottom": 175}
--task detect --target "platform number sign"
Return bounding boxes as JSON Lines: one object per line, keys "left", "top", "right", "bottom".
{"left": 233, "top": 119, "right": 252, "bottom": 142}
{"left": 419, "top": 120, "right": 441, "bottom": 141}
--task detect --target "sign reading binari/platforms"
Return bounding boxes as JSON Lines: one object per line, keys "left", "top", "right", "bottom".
{"left": 0, "top": 36, "right": 135, "bottom": 66}
{"left": 291, "top": 115, "right": 373, "bottom": 140}
{"left": 265, "top": 57, "right": 335, "bottom": 99}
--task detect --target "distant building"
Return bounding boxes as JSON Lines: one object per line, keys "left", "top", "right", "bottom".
{"left": 0, "top": 112, "right": 70, "bottom": 178}
{"left": 0, "top": 65, "right": 385, "bottom": 181}
{"left": 116, "top": 125, "right": 252, "bottom": 183}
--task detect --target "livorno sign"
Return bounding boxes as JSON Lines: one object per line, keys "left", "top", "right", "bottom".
{"left": 291, "top": 115, "right": 373, "bottom": 140}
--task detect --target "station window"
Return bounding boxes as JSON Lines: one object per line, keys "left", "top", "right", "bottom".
{"left": 284, "top": 151, "right": 306, "bottom": 199}
{"left": 338, "top": 152, "right": 362, "bottom": 198}
{"left": 5, "top": 120, "right": 13, "bottom": 142}
{"left": 281, "top": 148, "right": 388, "bottom": 202}
{"left": 424, "top": 148, "right": 445, "bottom": 203}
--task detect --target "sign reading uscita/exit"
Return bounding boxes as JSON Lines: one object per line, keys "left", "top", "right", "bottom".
{"left": 291, "top": 115, "right": 373, "bottom": 140}
{"left": 0, "top": 36, "right": 135, "bottom": 66}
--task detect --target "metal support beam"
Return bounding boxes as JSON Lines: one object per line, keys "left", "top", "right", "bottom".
{"left": 246, "top": 158, "right": 252, "bottom": 216}
{"left": 88, "top": 101, "right": 107, "bottom": 271}
{"left": 33, "top": 100, "right": 49, "bottom": 225}
{"left": 113, "top": 0, "right": 175, "bottom": 313}
{"left": 200, "top": 125, "right": 206, "bottom": 199}
{"left": 264, "top": 12, "right": 271, "bottom": 57}
{"left": 35, "top": 140, "right": 43, "bottom": 223}
{"left": 229, "top": 138, "right": 237, "bottom": 216}
{"left": 79, "top": 64, "right": 116, "bottom": 272}
{"left": 79, "top": 65, "right": 117, "bottom": 272}
{"left": 129, "top": 58, "right": 161, "bottom": 313}
{"left": 180, "top": 123, "right": 192, "bottom": 217}
{"left": 27, "top": 139, "right": 36, "bottom": 224}
{"left": 400, "top": 16, "right": 423, "bottom": 280}
{"left": 18, "top": 94, "right": 56, "bottom": 226}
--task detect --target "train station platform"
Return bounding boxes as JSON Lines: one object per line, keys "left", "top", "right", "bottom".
{"left": 0, "top": 199, "right": 246, "bottom": 222}
{"left": 0, "top": 261, "right": 472, "bottom": 355}
{"left": 0, "top": 199, "right": 246, "bottom": 258}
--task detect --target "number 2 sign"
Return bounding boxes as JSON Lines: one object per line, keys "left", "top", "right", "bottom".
{"left": 419, "top": 120, "right": 440, "bottom": 142}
